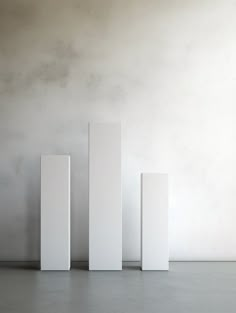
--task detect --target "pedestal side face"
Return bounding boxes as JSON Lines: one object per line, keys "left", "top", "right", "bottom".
{"left": 41, "top": 155, "right": 70, "bottom": 270}
{"left": 141, "top": 173, "right": 168, "bottom": 271}
{"left": 89, "top": 123, "right": 122, "bottom": 270}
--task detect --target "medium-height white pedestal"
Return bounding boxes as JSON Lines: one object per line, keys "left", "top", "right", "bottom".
{"left": 41, "top": 155, "right": 71, "bottom": 271}
{"left": 141, "top": 173, "right": 169, "bottom": 271}
{"left": 89, "top": 123, "right": 122, "bottom": 270}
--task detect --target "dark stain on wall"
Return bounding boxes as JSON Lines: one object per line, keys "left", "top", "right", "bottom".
{"left": 0, "top": 0, "right": 82, "bottom": 92}
{"left": 28, "top": 60, "right": 70, "bottom": 87}
{"left": 0, "top": 39, "right": 81, "bottom": 93}
{"left": 0, "top": 0, "right": 38, "bottom": 34}
{"left": 86, "top": 73, "right": 102, "bottom": 90}
{"left": 0, "top": 71, "right": 23, "bottom": 95}
{"left": 12, "top": 156, "right": 25, "bottom": 176}
{"left": 25, "top": 41, "right": 80, "bottom": 87}
{"left": 52, "top": 40, "right": 80, "bottom": 60}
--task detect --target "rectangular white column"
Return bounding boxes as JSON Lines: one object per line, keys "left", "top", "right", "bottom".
{"left": 41, "top": 155, "right": 70, "bottom": 271}
{"left": 89, "top": 123, "right": 122, "bottom": 270}
{"left": 141, "top": 173, "right": 169, "bottom": 270}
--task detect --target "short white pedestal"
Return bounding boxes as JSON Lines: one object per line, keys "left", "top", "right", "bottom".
{"left": 89, "top": 123, "right": 122, "bottom": 270}
{"left": 41, "top": 155, "right": 71, "bottom": 271}
{"left": 141, "top": 173, "right": 169, "bottom": 271}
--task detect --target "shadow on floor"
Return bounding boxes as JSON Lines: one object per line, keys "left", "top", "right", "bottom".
{"left": 0, "top": 261, "right": 142, "bottom": 271}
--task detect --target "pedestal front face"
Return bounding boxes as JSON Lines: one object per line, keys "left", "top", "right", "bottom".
{"left": 41, "top": 155, "right": 71, "bottom": 271}
{"left": 89, "top": 123, "right": 122, "bottom": 270}
{"left": 141, "top": 173, "right": 169, "bottom": 271}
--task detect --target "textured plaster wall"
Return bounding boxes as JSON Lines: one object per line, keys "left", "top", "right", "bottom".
{"left": 0, "top": 0, "right": 236, "bottom": 261}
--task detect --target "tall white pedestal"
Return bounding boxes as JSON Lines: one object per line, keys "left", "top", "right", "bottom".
{"left": 141, "top": 173, "right": 169, "bottom": 271}
{"left": 89, "top": 123, "right": 122, "bottom": 270}
{"left": 41, "top": 155, "right": 71, "bottom": 271}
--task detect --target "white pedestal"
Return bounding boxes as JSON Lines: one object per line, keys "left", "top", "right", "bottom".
{"left": 41, "top": 155, "right": 71, "bottom": 271}
{"left": 89, "top": 123, "right": 122, "bottom": 270}
{"left": 141, "top": 173, "right": 169, "bottom": 270}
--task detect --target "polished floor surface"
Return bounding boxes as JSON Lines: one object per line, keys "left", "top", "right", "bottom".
{"left": 0, "top": 262, "right": 236, "bottom": 313}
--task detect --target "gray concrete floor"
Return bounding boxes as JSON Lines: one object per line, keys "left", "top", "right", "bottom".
{"left": 0, "top": 262, "right": 236, "bottom": 313}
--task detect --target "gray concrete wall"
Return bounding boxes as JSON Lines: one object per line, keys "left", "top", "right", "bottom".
{"left": 0, "top": 0, "right": 236, "bottom": 261}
